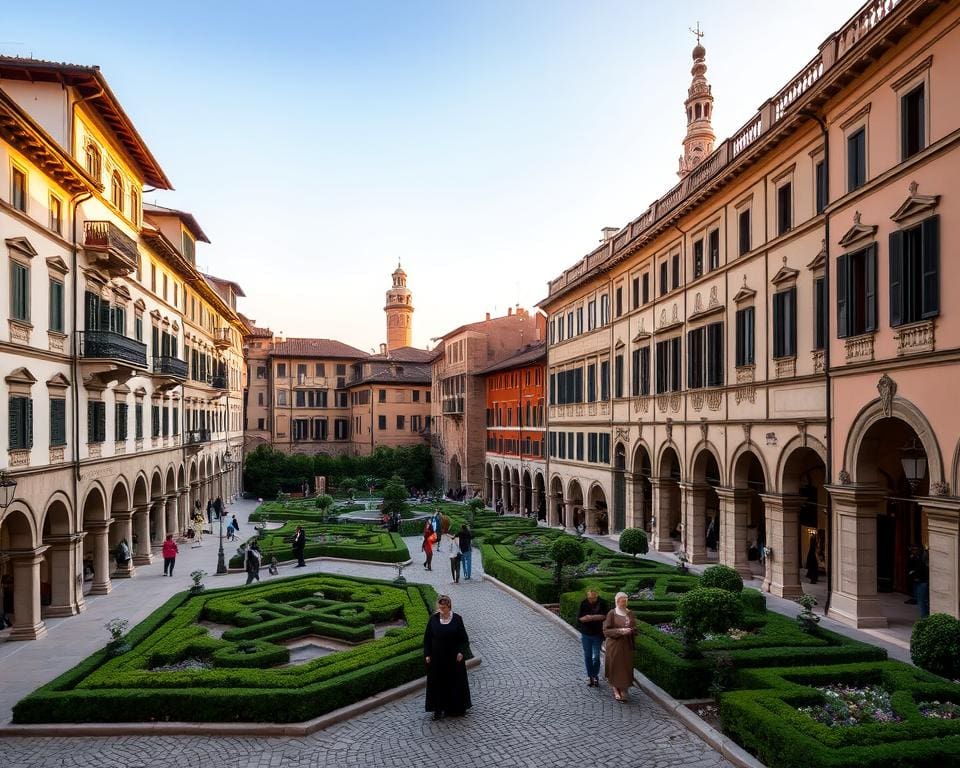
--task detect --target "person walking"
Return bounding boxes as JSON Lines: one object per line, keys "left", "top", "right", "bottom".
{"left": 432, "top": 510, "right": 443, "bottom": 552}
{"left": 805, "top": 537, "right": 820, "bottom": 584}
{"left": 245, "top": 542, "right": 262, "bottom": 585}
{"left": 602, "top": 592, "right": 637, "bottom": 702}
{"left": 226, "top": 521, "right": 236, "bottom": 541}
{"left": 577, "top": 588, "right": 608, "bottom": 687}
{"left": 230, "top": 513, "right": 240, "bottom": 536}
{"left": 422, "top": 525, "right": 436, "bottom": 571}
{"left": 162, "top": 533, "right": 179, "bottom": 577}
{"left": 206, "top": 498, "right": 215, "bottom": 522}
{"left": 215, "top": 496, "right": 225, "bottom": 521}
{"left": 908, "top": 545, "right": 930, "bottom": 618}
{"left": 458, "top": 523, "right": 473, "bottom": 580}
{"left": 423, "top": 595, "right": 472, "bottom": 720}
{"left": 448, "top": 533, "right": 462, "bottom": 583}
{"left": 292, "top": 525, "right": 307, "bottom": 567}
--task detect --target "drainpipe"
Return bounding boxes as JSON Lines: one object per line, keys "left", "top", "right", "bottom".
{"left": 70, "top": 192, "right": 93, "bottom": 489}
{"left": 804, "top": 109, "right": 833, "bottom": 614}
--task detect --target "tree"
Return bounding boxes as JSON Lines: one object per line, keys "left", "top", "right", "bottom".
{"left": 315, "top": 494, "right": 335, "bottom": 520}
{"left": 381, "top": 475, "right": 409, "bottom": 519}
{"left": 465, "top": 498, "right": 485, "bottom": 525}
{"left": 618, "top": 528, "right": 649, "bottom": 558}
{"left": 548, "top": 537, "right": 584, "bottom": 587}
{"left": 674, "top": 587, "right": 744, "bottom": 658}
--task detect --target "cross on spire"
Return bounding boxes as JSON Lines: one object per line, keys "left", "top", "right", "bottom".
{"left": 690, "top": 21, "right": 704, "bottom": 45}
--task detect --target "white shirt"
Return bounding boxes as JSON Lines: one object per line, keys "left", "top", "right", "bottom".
{"left": 448, "top": 539, "right": 461, "bottom": 558}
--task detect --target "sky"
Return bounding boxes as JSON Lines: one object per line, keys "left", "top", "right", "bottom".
{"left": 4, "top": 0, "right": 864, "bottom": 353}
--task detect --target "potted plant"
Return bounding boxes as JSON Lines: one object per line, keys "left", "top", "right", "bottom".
{"left": 189, "top": 569, "right": 207, "bottom": 594}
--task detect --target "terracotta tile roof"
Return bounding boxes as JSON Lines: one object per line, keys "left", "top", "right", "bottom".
{"left": 271, "top": 338, "right": 366, "bottom": 359}
{"left": 478, "top": 342, "right": 547, "bottom": 375}
{"left": 239, "top": 313, "right": 273, "bottom": 338}
{"left": 364, "top": 346, "right": 435, "bottom": 364}
{"left": 349, "top": 364, "right": 432, "bottom": 387}
{"left": 143, "top": 202, "right": 210, "bottom": 243}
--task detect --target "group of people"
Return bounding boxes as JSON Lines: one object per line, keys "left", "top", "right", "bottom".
{"left": 421, "top": 519, "right": 473, "bottom": 583}
{"left": 577, "top": 588, "right": 637, "bottom": 702}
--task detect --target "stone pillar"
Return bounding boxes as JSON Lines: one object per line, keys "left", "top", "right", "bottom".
{"left": 42, "top": 534, "right": 85, "bottom": 616}
{"left": 8, "top": 547, "right": 49, "bottom": 640}
{"left": 563, "top": 499, "right": 576, "bottom": 530}
{"left": 624, "top": 472, "right": 636, "bottom": 529}
{"left": 924, "top": 497, "right": 960, "bottom": 618}
{"left": 519, "top": 483, "right": 527, "bottom": 516}
{"left": 133, "top": 504, "right": 153, "bottom": 565}
{"left": 179, "top": 487, "right": 190, "bottom": 533}
{"left": 151, "top": 500, "right": 167, "bottom": 548}
{"left": 585, "top": 506, "right": 598, "bottom": 534}
{"left": 825, "top": 484, "right": 887, "bottom": 628}
{"left": 760, "top": 493, "right": 804, "bottom": 599}
{"left": 716, "top": 487, "right": 753, "bottom": 578}
{"left": 86, "top": 521, "right": 113, "bottom": 596}
{"left": 532, "top": 487, "right": 541, "bottom": 517}
{"left": 680, "top": 482, "right": 709, "bottom": 564}
{"left": 164, "top": 495, "right": 178, "bottom": 539}
{"left": 650, "top": 478, "right": 674, "bottom": 552}
{"left": 190, "top": 482, "right": 200, "bottom": 520}
{"left": 110, "top": 510, "right": 135, "bottom": 578}
{"left": 547, "top": 494, "right": 559, "bottom": 526}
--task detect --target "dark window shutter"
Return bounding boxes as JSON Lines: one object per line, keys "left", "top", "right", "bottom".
{"left": 9, "top": 397, "right": 22, "bottom": 449}
{"left": 785, "top": 288, "right": 797, "bottom": 356}
{"left": 773, "top": 293, "right": 784, "bottom": 358}
{"left": 671, "top": 337, "right": 682, "bottom": 391}
{"left": 735, "top": 310, "right": 744, "bottom": 367}
{"left": 687, "top": 330, "right": 696, "bottom": 389}
{"left": 25, "top": 398, "right": 33, "bottom": 448}
{"left": 865, "top": 245, "right": 877, "bottom": 332}
{"left": 921, "top": 215, "right": 940, "bottom": 318}
{"left": 889, "top": 231, "right": 903, "bottom": 327}
{"left": 87, "top": 401, "right": 94, "bottom": 443}
{"left": 84, "top": 291, "right": 99, "bottom": 330}
{"left": 837, "top": 253, "right": 849, "bottom": 338}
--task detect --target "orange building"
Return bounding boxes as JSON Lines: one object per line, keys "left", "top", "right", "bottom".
{"left": 481, "top": 342, "right": 547, "bottom": 517}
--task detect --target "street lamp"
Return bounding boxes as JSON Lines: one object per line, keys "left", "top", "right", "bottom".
{"left": 900, "top": 437, "right": 927, "bottom": 491}
{"left": 0, "top": 470, "right": 17, "bottom": 509}
{"left": 216, "top": 450, "right": 235, "bottom": 575}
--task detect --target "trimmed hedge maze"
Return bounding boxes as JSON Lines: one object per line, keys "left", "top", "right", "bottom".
{"left": 230, "top": 522, "right": 409, "bottom": 568}
{"left": 13, "top": 574, "right": 436, "bottom": 724}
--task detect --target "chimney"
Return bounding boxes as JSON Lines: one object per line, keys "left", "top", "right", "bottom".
{"left": 507, "top": 307, "right": 513, "bottom": 316}
{"left": 379, "top": 343, "right": 387, "bottom": 355}
{"left": 485, "top": 312, "right": 491, "bottom": 321}
{"left": 601, "top": 226, "right": 618, "bottom": 242}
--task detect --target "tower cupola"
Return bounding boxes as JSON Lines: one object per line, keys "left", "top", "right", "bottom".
{"left": 678, "top": 23, "right": 716, "bottom": 179}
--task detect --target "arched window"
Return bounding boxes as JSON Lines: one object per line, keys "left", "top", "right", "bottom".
{"left": 130, "top": 188, "right": 140, "bottom": 226}
{"left": 85, "top": 144, "right": 101, "bottom": 180}
{"left": 695, "top": 103, "right": 702, "bottom": 119}
{"left": 111, "top": 172, "right": 124, "bottom": 212}
{"left": 687, "top": 107, "right": 693, "bottom": 123}
{"left": 704, "top": 104, "right": 710, "bottom": 118}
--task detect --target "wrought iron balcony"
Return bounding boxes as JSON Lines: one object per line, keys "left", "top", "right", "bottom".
{"left": 210, "top": 375, "right": 228, "bottom": 389}
{"left": 153, "top": 356, "right": 188, "bottom": 379}
{"left": 184, "top": 429, "right": 211, "bottom": 446}
{"left": 79, "top": 330, "right": 147, "bottom": 368}
{"left": 83, "top": 220, "right": 139, "bottom": 277}
{"left": 213, "top": 327, "right": 231, "bottom": 350}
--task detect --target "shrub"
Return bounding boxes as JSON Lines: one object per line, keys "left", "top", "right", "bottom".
{"left": 380, "top": 475, "right": 409, "bottom": 519}
{"left": 700, "top": 564, "right": 744, "bottom": 594}
{"left": 675, "top": 587, "right": 744, "bottom": 656}
{"left": 911, "top": 613, "right": 960, "bottom": 679}
{"left": 619, "top": 528, "right": 649, "bottom": 558}
{"left": 796, "top": 593, "right": 820, "bottom": 634}
{"left": 548, "top": 537, "right": 584, "bottom": 587}
{"left": 465, "top": 498, "right": 484, "bottom": 524}
{"left": 315, "top": 494, "right": 334, "bottom": 512}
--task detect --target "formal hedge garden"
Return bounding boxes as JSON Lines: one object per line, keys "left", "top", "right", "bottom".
{"left": 230, "top": 522, "right": 410, "bottom": 568}
{"left": 13, "top": 574, "right": 437, "bottom": 724}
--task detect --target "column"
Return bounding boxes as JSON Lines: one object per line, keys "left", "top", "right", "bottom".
{"left": 164, "top": 495, "right": 178, "bottom": 539}
{"left": 547, "top": 494, "right": 559, "bottom": 526}
{"left": 151, "top": 500, "right": 167, "bottom": 549}
{"left": 924, "top": 497, "right": 960, "bottom": 618}
{"left": 109, "top": 510, "right": 135, "bottom": 579}
{"left": 178, "top": 487, "right": 190, "bottom": 534}
{"left": 8, "top": 547, "right": 49, "bottom": 641}
{"left": 649, "top": 478, "right": 674, "bottom": 552}
{"left": 42, "top": 534, "right": 85, "bottom": 616}
{"left": 716, "top": 487, "right": 752, "bottom": 578}
{"left": 681, "top": 482, "right": 709, "bottom": 564}
{"left": 519, "top": 483, "right": 527, "bottom": 515}
{"left": 825, "top": 484, "right": 887, "bottom": 628}
{"left": 532, "top": 487, "right": 541, "bottom": 519}
{"left": 133, "top": 504, "right": 153, "bottom": 565}
{"left": 760, "top": 493, "right": 804, "bottom": 599}
{"left": 563, "top": 499, "right": 576, "bottom": 530}
{"left": 624, "top": 472, "right": 636, "bottom": 529}
{"left": 85, "top": 521, "right": 113, "bottom": 596}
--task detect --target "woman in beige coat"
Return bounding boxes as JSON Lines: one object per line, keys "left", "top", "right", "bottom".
{"left": 602, "top": 591, "right": 637, "bottom": 701}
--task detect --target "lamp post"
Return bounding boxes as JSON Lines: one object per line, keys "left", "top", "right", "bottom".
{"left": 0, "top": 470, "right": 17, "bottom": 509}
{"left": 216, "top": 449, "right": 234, "bottom": 575}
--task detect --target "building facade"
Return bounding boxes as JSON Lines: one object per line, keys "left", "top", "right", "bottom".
{"left": 541, "top": 0, "right": 960, "bottom": 628}
{"left": 0, "top": 58, "right": 245, "bottom": 640}
{"left": 481, "top": 342, "right": 547, "bottom": 517}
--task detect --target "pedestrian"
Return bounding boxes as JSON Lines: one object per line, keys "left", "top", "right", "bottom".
{"left": 602, "top": 591, "right": 637, "bottom": 702}
{"left": 162, "top": 533, "right": 178, "bottom": 577}
{"left": 422, "top": 524, "right": 436, "bottom": 571}
{"left": 908, "top": 545, "right": 930, "bottom": 618}
{"left": 230, "top": 513, "right": 240, "bottom": 533}
{"left": 292, "top": 525, "right": 307, "bottom": 567}
{"left": 578, "top": 588, "right": 608, "bottom": 687}
{"left": 268, "top": 555, "right": 279, "bottom": 576}
{"left": 226, "top": 522, "right": 235, "bottom": 541}
{"left": 192, "top": 509, "right": 204, "bottom": 543}
{"left": 432, "top": 510, "right": 443, "bottom": 552}
{"left": 215, "top": 496, "right": 225, "bottom": 520}
{"left": 805, "top": 537, "right": 820, "bottom": 584}
{"left": 245, "top": 542, "right": 262, "bottom": 585}
{"left": 423, "top": 595, "right": 472, "bottom": 720}
{"left": 207, "top": 498, "right": 215, "bottom": 522}
{"left": 458, "top": 523, "right": 473, "bottom": 580}
{"left": 448, "top": 533, "right": 461, "bottom": 583}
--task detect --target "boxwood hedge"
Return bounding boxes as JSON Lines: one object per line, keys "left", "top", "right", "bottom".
{"left": 230, "top": 521, "right": 409, "bottom": 567}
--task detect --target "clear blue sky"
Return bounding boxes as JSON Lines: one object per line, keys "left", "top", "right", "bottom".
{"left": 5, "top": 0, "right": 862, "bottom": 352}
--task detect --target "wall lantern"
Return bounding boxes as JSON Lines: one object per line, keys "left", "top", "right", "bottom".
{"left": 900, "top": 437, "right": 927, "bottom": 490}
{"left": 0, "top": 470, "right": 17, "bottom": 509}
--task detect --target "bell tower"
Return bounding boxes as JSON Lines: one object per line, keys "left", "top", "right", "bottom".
{"left": 678, "top": 23, "right": 716, "bottom": 179}
{"left": 384, "top": 262, "right": 413, "bottom": 352}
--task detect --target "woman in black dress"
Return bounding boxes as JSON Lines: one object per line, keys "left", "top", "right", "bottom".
{"left": 423, "top": 595, "right": 471, "bottom": 720}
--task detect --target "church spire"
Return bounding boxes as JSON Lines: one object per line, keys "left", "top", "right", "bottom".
{"left": 678, "top": 23, "right": 716, "bottom": 179}
{"left": 385, "top": 263, "right": 413, "bottom": 351}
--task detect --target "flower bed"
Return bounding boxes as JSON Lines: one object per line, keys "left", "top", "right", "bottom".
{"left": 798, "top": 684, "right": 903, "bottom": 726}
{"left": 13, "top": 574, "right": 438, "bottom": 724}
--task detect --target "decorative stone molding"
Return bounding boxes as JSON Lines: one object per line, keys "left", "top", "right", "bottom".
{"left": 932, "top": 481, "right": 950, "bottom": 497}
{"left": 633, "top": 397, "right": 650, "bottom": 414}
{"left": 765, "top": 432, "right": 778, "bottom": 446}
{"left": 691, "top": 392, "right": 705, "bottom": 411}
{"left": 812, "top": 349, "right": 825, "bottom": 373}
{"left": 771, "top": 255, "right": 799, "bottom": 287}
{"left": 47, "top": 331, "right": 67, "bottom": 353}
{"left": 797, "top": 421, "right": 808, "bottom": 447}
{"left": 706, "top": 392, "right": 722, "bottom": 411}
{"left": 575, "top": 404, "right": 584, "bottom": 417}
{"left": 135, "top": 439, "right": 144, "bottom": 452}
{"left": 669, "top": 394, "right": 681, "bottom": 412}
{"left": 588, "top": 404, "right": 597, "bottom": 416}
{"left": 49, "top": 446, "right": 65, "bottom": 464}
{"left": 599, "top": 402, "right": 610, "bottom": 416}
{"left": 844, "top": 334, "right": 874, "bottom": 363}
{"left": 8, "top": 449, "right": 30, "bottom": 467}
{"left": 775, "top": 357, "right": 796, "bottom": 379}
{"left": 890, "top": 180, "right": 940, "bottom": 223}
{"left": 615, "top": 426, "right": 630, "bottom": 443}
{"left": 665, "top": 418, "right": 673, "bottom": 441}
{"left": 88, "top": 443, "right": 102, "bottom": 459}
{"left": 699, "top": 419, "right": 708, "bottom": 441}
{"left": 838, "top": 210, "right": 878, "bottom": 248}
{"left": 894, "top": 320, "right": 935, "bottom": 356}
{"left": 151, "top": 437, "right": 159, "bottom": 448}
{"left": 735, "top": 385, "right": 756, "bottom": 405}
{"left": 877, "top": 373, "right": 897, "bottom": 418}
{"left": 9, "top": 319, "right": 32, "bottom": 344}
{"left": 839, "top": 468, "right": 852, "bottom": 485}
{"left": 743, "top": 422, "right": 752, "bottom": 443}
{"left": 656, "top": 395, "right": 669, "bottom": 413}
{"left": 736, "top": 365, "right": 755, "bottom": 383}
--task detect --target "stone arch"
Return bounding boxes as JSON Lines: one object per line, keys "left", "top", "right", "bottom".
{"left": 567, "top": 479, "right": 585, "bottom": 530}
{"left": 534, "top": 470, "right": 546, "bottom": 520}
{"left": 133, "top": 473, "right": 149, "bottom": 506}
{"left": 509, "top": 466, "right": 520, "bottom": 512}
{"left": 656, "top": 442, "right": 683, "bottom": 481}
{"left": 612, "top": 442, "right": 627, "bottom": 533}
{"left": 730, "top": 443, "right": 771, "bottom": 490}
{"left": 163, "top": 465, "right": 178, "bottom": 541}
{"left": 80, "top": 484, "right": 110, "bottom": 596}
{"left": 40, "top": 495, "right": 77, "bottom": 616}
{"left": 484, "top": 463, "right": 493, "bottom": 504}
{"left": 588, "top": 482, "right": 608, "bottom": 535}
{"left": 80, "top": 484, "right": 108, "bottom": 527}
{"left": 1, "top": 503, "right": 38, "bottom": 548}
{"left": 521, "top": 469, "right": 532, "bottom": 516}
{"left": 40, "top": 493, "right": 73, "bottom": 536}
{"left": 448, "top": 455, "right": 462, "bottom": 490}
{"left": 777, "top": 435, "right": 827, "bottom": 493}
{"left": 493, "top": 465, "right": 503, "bottom": 506}
{"left": 149, "top": 468, "right": 164, "bottom": 500}
{"left": 0, "top": 504, "right": 44, "bottom": 638}
{"left": 690, "top": 441, "right": 724, "bottom": 483}
{"left": 689, "top": 444, "right": 723, "bottom": 564}
{"left": 631, "top": 441, "right": 653, "bottom": 532}
{"left": 549, "top": 474, "right": 565, "bottom": 526}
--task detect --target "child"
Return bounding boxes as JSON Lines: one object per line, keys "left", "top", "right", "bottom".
{"left": 226, "top": 522, "right": 236, "bottom": 541}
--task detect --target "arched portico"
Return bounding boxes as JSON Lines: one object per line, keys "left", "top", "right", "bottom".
{"left": 631, "top": 443, "right": 653, "bottom": 533}
{"left": 687, "top": 445, "right": 721, "bottom": 565}
{"left": 80, "top": 485, "right": 111, "bottom": 597}
{"left": 566, "top": 479, "right": 584, "bottom": 531}
{"left": 612, "top": 443, "right": 626, "bottom": 533}
{"left": 40, "top": 496, "right": 82, "bottom": 617}
{"left": 587, "top": 483, "right": 608, "bottom": 535}
{"left": 534, "top": 471, "right": 546, "bottom": 520}
{"left": 651, "top": 445, "right": 681, "bottom": 551}
{"left": 0, "top": 504, "right": 47, "bottom": 640}
{"left": 548, "top": 475, "right": 564, "bottom": 527}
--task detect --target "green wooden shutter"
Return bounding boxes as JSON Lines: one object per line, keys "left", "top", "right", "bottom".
{"left": 889, "top": 231, "right": 903, "bottom": 327}
{"left": 921, "top": 215, "right": 940, "bottom": 318}
{"left": 865, "top": 245, "right": 877, "bottom": 332}
{"left": 9, "top": 397, "right": 22, "bottom": 449}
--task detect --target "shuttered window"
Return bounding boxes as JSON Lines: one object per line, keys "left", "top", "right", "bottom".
{"left": 9, "top": 396, "right": 33, "bottom": 449}
{"left": 772, "top": 288, "right": 797, "bottom": 359}
{"left": 87, "top": 401, "right": 106, "bottom": 443}
{"left": 836, "top": 245, "right": 877, "bottom": 338}
{"left": 115, "top": 403, "right": 128, "bottom": 441}
{"left": 49, "top": 279, "right": 64, "bottom": 332}
{"left": 10, "top": 261, "right": 29, "bottom": 322}
{"left": 735, "top": 307, "right": 755, "bottom": 367}
{"left": 889, "top": 216, "right": 939, "bottom": 327}
{"left": 50, "top": 397, "right": 66, "bottom": 446}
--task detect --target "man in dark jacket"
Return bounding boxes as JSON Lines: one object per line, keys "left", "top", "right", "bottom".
{"left": 457, "top": 524, "right": 473, "bottom": 580}
{"left": 577, "top": 588, "right": 608, "bottom": 687}
{"left": 292, "top": 526, "right": 307, "bottom": 567}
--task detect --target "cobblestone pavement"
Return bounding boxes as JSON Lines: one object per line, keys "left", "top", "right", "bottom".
{"left": 1, "top": 529, "right": 733, "bottom": 768}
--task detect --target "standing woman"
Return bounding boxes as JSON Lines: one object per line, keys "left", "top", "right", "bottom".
{"left": 422, "top": 524, "right": 435, "bottom": 571}
{"left": 162, "top": 533, "right": 179, "bottom": 576}
{"left": 423, "top": 595, "right": 472, "bottom": 720}
{"left": 447, "top": 532, "right": 462, "bottom": 583}
{"left": 602, "top": 591, "right": 637, "bottom": 702}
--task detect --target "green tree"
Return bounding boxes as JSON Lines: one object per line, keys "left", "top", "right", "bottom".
{"left": 548, "top": 537, "right": 585, "bottom": 587}
{"left": 465, "top": 497, "right": 485, "bottom": 525}
{"left": 381, "top": 475, "right": 409, "bottom": 519}
{"left": 618, "top": 528, "right": 649, "bottom": 558}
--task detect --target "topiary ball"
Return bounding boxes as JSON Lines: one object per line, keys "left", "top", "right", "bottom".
{"left": 675, "top": 587, "right": 745, "bottom": 639}
{"left": 911, "top": 613, "right": 960, "bottom": 679}
{"left": 548, "top": 537, "right": 585, "bottom": 568}
{"left": 700, "top": 564, "right": 744, "bottom": 594}
{"left": 619, "top": 528, "right": 649, "bottom": 558}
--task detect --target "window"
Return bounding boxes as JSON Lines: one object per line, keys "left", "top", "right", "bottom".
{"left": 588, "top": 432, "right": 598, "bottom": 462}
{"left": 89, "top": 400, "right": 107, "bottom": 443}
{"left": 814, "top": 278, "right": 826, "bottom": 350}
{"left": 631, "top": 277, "right": 640, "bottom": 310}
{"left": 847, "top": 128, "right": 866, "bottom": 192}
{"left": 85, "top": 144, "right": 101, "bottom": 179}
{"left": 889, "top": 216, "right": 939, "bottom": 327}
{"left": 49, "top": 279, "right": 64, "bottom": 332}
{"left": 599, "top": 294, "right": 609, "bottom": 326}
{"left": 655, "top": 338, "right": 682, "bottom": 393}
{"left": 576, "top": 432, "right": 584, "bottom": 461}
{"left": 634, "top": 347, "right": 650, "bottom": 395}
{"left": 396, "top": 415, "right": 405, "bottom": 430}
{"left": 735, "top": 307, "right": 755, "bottom": 366}
{"left": 313, "top": 418, "right": 328, "bottom": 440}
{"left": 277, "top": 363, "right": 287, "bottom": 378}
{"left": 738, "top": 208, "right": 751, "bottom": 255}
{"left": 815, "top": 160, "right": 826, "bottom": 214}
{"left": 295, "top": 390, "right": 306, "bottom": 408}
{"left": 50, "top": 397, "right": 66, "bottom": 446}
{"left": 135, "top": 403, "right": 143, "bottom": 439}
{"left": 708, "top": 229, "right": 720, "bottom": 271}
{"left": 335, "top": 391, "right": 348, "bottom": 407}
{"left": 659, "top": 261, "right": 668, "bottom": 295}
{"left": 599, "top": 360, "right": 609, "bottom": 401}
{"left": 115, "top": 403, "right": 128, "bottom": 441}
{"left": 135, "top": 315, "right": 143, "bottom": 341}
{"left": 162, "top": 406, "right": 169, "bottom": 437}
{"left": 599, "top": 433, "right": 610, "bottom": 464}
{"left": 687, "top": 327, "right": 704, "bottom": 389}
{"left": 162, "top": 273, "right": 168, "bottom": 301}
{"left": 772, "top": 287, "right": 797, "bottom": 358}
{"left": 49, "top": 195, "right": 63, "bottom": 234}
{"left": 693, "top": 239, "right": 704, "bottom": 278}
{"left": 9, "top": 395, "right": 33, "bottom": 449}
{"left": 901, "top": 83, "right": 925, "bottom": 160}
{"left": 567, "top": 311, "right": 574, "bottom": 338}
{"left": 256, "top": 366, "right": 266, "bottom": 379}
{"left": 182, "top": 232, "right": 195, "bottom": 263}
{"left": 777, "top": 182, "right": 792, "bottom": 235}
{"left": 257, "top": 417, "right": 265, "bottom": 431}
{"left": 130, "top": 189, "right": 140, "bottom": 226}
{"left": 10, "top": 165, "right": 26, "bottom": 212}
{"left": 836, "top": 245, "right": 877, "bottom": 338}
{"left": 642, "top": 273, "right": 650, "bottom": 304}
{"left": 277, "top": 390, "right": 287, "bottom": 406}
{"left": 111, "top": 172, "right": 124, "bottom": 212}
{"left": 615, "top": 286, "right": 623, "bottom": 317}
{"left": 671, "top": 253, "right": 680, "bottom": 289}
{"left": 334, "top": 418, "right": 349, "bottom": 440}
{"left": 614, "top": 354, "right": 623, "bottom": 398}
{"left": 576, "top": 306, "right": 583, "bottom": 334}
{"left": 292, "top": 419, "right": 309, "bottom": 441}
{"left": 706, "top": 323, "right": 723, "bottom": 387}
{"left": 10, "top": 261, "right": 29, "bottom": 322}
{"left": 336, "top": 364, "right": 346, "bottom": 375}
{"left": 586, "top": 363, "right": 596, "bottom": 403}
{"left": 587, "top": 300, "right": 596, "bottom": 331}
{"left": 315, "top": 363, "right": 326, "bottom": 377}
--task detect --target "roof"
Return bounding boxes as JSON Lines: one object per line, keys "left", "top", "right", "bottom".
{"left": 271, "top": 338, "right": 366, "bottom": 359}
{"left": 365, "top": 346, "right": 435, "bottom": 364}
{"left": 349, "top": 364, "right": 432, "bottom": 387}
{"left": 143, "top": 203, "right": 210, "bottom": 243}
{"left": 0, "top": 56, "right": 172, "bottom": 189}
{"left": 240, "top": 313, "right": 272, "bottom": 338}
{"left": 478, "top": 342, "right": 547, "bottom": 375}
{"left": 203, "top": 273, "right": 246, "bottom": 298}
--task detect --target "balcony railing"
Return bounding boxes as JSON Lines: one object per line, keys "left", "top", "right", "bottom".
{"left": 213, "top": 327, "right": 231, "bottom": 349}
{"left": 83, "top": 220, "right": 139, "bottom": 276}
{"left": 442, "top": 397, "right": 464, "bottom": 415}
{"left": 79, "top": 330, "right": 147, "bottom": 368}
{"left": 153, "top": 356, "right": 188, "bottom": 379}
{"left": 210, "top": 375, "right": 228, "bottom": 389}
{"left": 184, "top": 429, "right": 211, "bottom": 446}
